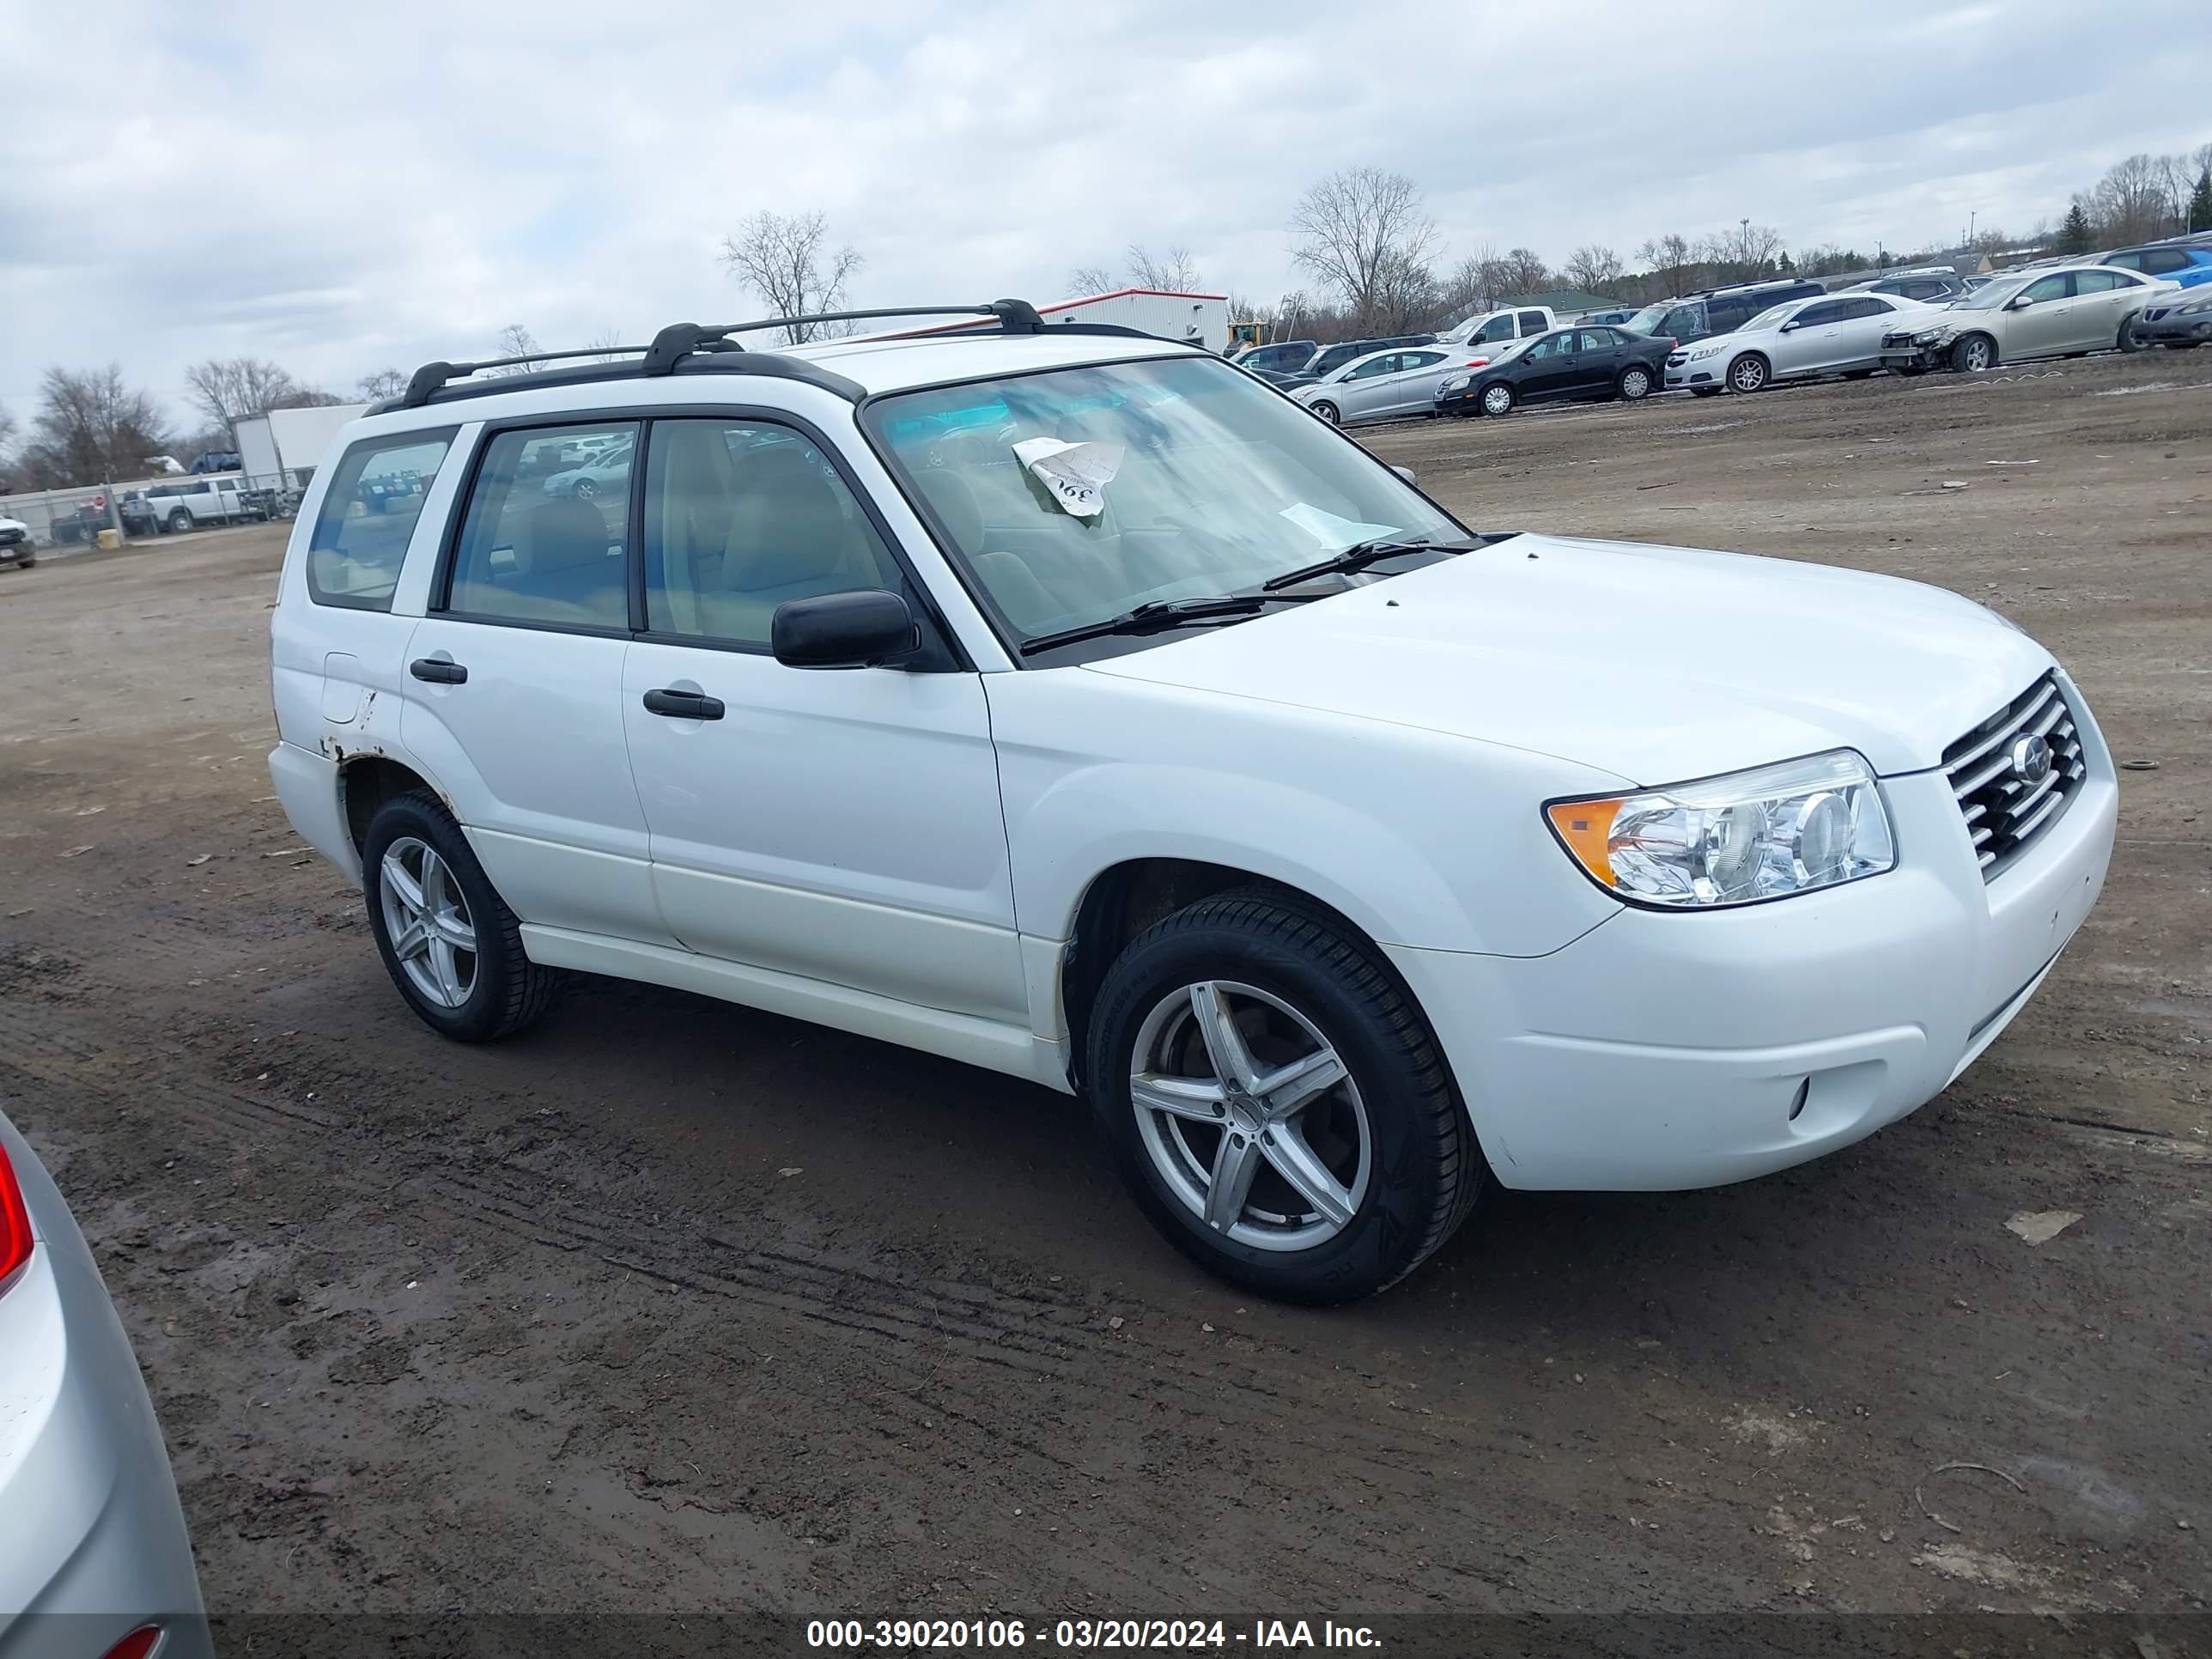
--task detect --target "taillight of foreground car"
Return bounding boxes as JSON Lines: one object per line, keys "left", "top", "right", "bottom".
{"left": 100, "top": 1629, "right": 165, "bottom": 1659}
{"left": 0, "top": 1138, "right": 32, "bottom": 1293}
{"left": 1547, "top": 749, "right": 1896, "bottom": 908}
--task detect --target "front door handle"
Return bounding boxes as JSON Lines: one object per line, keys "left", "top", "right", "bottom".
{"left": 642, "top": 688, "right": 726, "bottom": 720}
{"left": 410, "top": 658, "right": 468, "bottom": 684}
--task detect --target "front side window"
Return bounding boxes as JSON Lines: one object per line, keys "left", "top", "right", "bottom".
{"left": 2019, "top": 275, "right": 2070, "bottom": 306}
{"left": 444, "top": 422, "right": 635, "bottom": 629}
{"left": 1474, "top": 315, "right": 1516, "bottom": 345}
{"left": 641, "top": 421, "right": 902, "bottom": 647}
{"left": 1344, "top": 355, "right": 1398, "bottom": 381}
{"left": 1662, "top": 305, "right": 1703, "bottom": 337}
{"left": 866, "top": 356, "right": 1462, "bottom": 648}
{"left": 1523, "top": 333, "right": 1569, "bottom": 360}
{"left": 306, "top": 429, "right": 456, "bottom": 610}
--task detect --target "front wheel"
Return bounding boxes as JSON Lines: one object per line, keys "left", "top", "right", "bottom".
{"left": 1727, "top": 353, "right": 1770, "bottom": 394}
{"left": 1310, "top": 401, "right": 1340, "bottom": 425}
{"left": 1952, "top": 334, "right": 1996, "bottom": 373}
{"left": 1617, "top": 365, "right": 1654, "bottom": 401}
{"left": 2117, "top": 314, "right": 2148, "bottom": 353}
{"left": 1085, "top": 890, "right": 1483, "bottom": 1304}
{"left": 1842, "top": 368, "right": 1875, "bottom": 380}
{"left": 1479, "top": 381, "right": 1515, "bottom": 417}
{"left": 362, "top": 789, "right": 561, "bottom": 1042}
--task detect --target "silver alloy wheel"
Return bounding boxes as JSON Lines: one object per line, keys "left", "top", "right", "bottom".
{"left": 1129, "top": 979, "right": 1371, "bottom": 1253}
{"left": 1961, "top": 337, "right": 1993, "bottom": 372}
{"left": 379, "top": 836, "right": 478, "bottom": 1009}
{"left": 1621, "top": 367, "right": 1651, "bottom": 399}
{"left": 1481, "top": 384, "right": 1512, "bottom": 416}
{"left": 1313, "top": 401, "right": 1340, "bottom": 424}
{"left": 574, "top": 477, "right": 597, "bottom": 499}
{"left": 1729, "top": 355, "right": 1767, "bottom": 392}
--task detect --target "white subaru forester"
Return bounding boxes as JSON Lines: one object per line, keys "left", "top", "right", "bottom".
{"left": 268, "top": 301, "right": 2116, "bottom": 1303}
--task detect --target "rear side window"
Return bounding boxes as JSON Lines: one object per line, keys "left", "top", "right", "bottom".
{"left": 1518, "top": 311, "right": 1549, "bottom": 332}
{"left": 443, "top": 422, "right": 637, "bottom": 629}
{"left": 305, "top": 430, "right": 456, "bottom": 611}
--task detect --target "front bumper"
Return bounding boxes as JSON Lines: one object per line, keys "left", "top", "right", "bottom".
{"left": 0, "top": 1120, "right": 211, "bottom": 1659}
{"left": 2136, "top": 306, "right": 2212, "bottom": 343}
{"left": 1879, "top": 329, "right": 1948, "bottom": 372}
{"left": 1386, "top": 678, "right": 2118, "bottom": 1191}
{"left": 1662, "top": 350, "right": 1720, "bottom": 387}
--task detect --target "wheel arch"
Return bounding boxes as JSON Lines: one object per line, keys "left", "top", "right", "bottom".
{"left": 339, "top": 754, "right": 450, "bottom": 857}
{"left": 1953, "top": 330, "right": 1998, "bottom": 369}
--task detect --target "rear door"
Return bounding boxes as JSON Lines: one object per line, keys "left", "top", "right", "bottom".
{"left": 1570, "top": 328, "right": 1623, "bottom": 394}
{"left": 1830, "top": 295, "right": 1903, "bottom": 367}
{"left": 2070, "top": 270, "right": 2146, "bottom": 344}
{"left": 399, "top": 417, "right": 678, "bottom": 946}
{"left": 1379, "top": 349, "right": 1452, "bottom": 414}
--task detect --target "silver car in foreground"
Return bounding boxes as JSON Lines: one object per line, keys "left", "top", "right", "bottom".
{"left": 1290, "top": 344, "right": 1488, "bottom": 425}
{"left": 1664, "top": 291, "right": 1940, "bottom": 394}
{"left": 0, "top": 1111, "right": 210, "bottom": 1659}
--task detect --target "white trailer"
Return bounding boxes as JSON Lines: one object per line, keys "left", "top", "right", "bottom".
{"left": 884, "top": 289, "right": 1231, "bottom": 353}
{"left": 234, "top": 404, "right": 371, "bottom": 490}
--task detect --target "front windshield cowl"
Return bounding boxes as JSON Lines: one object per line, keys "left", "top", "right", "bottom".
{"left": 862, "top": 353, "right": 1469, "bottom": 665}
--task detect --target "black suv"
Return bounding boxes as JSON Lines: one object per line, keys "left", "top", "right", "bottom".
{"left": 1851, "top": 270, "right": 1970, "bottom": 304}
{"left": 1625, "top": 280, "right": 1826, "bottom": 348}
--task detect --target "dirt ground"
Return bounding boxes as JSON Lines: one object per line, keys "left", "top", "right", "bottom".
{"left": 1, "top": 352, "right": 2207, "bottom": 1635}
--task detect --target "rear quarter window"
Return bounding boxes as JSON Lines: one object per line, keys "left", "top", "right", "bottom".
{"left": 304, "top": 430, "right": 457, "bottom": 611}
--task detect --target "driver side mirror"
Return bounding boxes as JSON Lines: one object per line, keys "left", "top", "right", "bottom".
{"left": 1780, "top": 320, "right": 1802, "bottom": 332}
{"left": 1391, "top": 465, "right": 1416, "bottom": 486}
{"left": 772, "top": 588, "right": 921, "bottom": 669}
{"left": 2007, "top": 295, "right": 2032, "bottom": 310}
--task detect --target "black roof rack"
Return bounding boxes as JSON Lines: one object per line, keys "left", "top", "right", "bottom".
{"left": 392, "top": 298, "right": 1058, "bottom": 410}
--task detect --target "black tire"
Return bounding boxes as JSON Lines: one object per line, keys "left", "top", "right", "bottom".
{"left": 2167, "top": 340, "right": 2201, "bottom": 349}
{"left": 167, "top": 508, "right": 191, "bottom": 533}
{"left": 1690, "top": 386, "right": 1723, "bottom": 398}
{"left": 1894, "top": 364, "right": 1929, "bottom": 377}
{"left": 1616, "top": 364, "right": 1654, "bottom": 401}
{"left": 1842, "top": 368, "right": 1875, "bottom": 380}
{"left": 1310, "top": 400, "right": 1340, "bottom": 425}
{"left": 1085, "top": 888, "right": 1484, "bottom": 1304}
{"left": 13, "top": 554, "right": 33, "bottom": 569}
{"left": 362, "top": 789, "right": 560, "bottom": 1042}
{"left": 1725, "top": 352, "right": 1770, "bottom": 394}
{"left": 2117, "top": 314, "right": 2148, "bottom": 353}
{"left": 1952, "top": 334, "right": 1996, "bottom": 373}
{"left": 1478, "top": 381, "right": 1515, "bottom": 417}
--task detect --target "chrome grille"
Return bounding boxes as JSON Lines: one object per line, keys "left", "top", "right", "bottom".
{"left": 1942, "top": 673, "right": 2086, "bottom": 879}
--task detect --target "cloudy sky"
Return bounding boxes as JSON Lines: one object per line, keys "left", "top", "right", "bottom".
{"left": 3, "top": 0, "right": 2208, "bottom": 437}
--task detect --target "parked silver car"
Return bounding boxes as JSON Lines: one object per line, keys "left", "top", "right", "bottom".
{"left": 1290, "top": 344, "right": 1486, "bottom": 425}
{"left": 1665, "top": 291, "right": 1940, "bottom": 394}
{"left": 0, "top": 1111, "right": 210, "bottom": 1659}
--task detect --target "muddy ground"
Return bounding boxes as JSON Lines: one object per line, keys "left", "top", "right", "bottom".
{"left": 1, "top": 352, "right": 2207, "bottom": 1637}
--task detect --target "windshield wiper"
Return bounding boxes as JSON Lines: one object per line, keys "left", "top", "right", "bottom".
{"left": 1261, "top": 534, "right": 1483, "bottom": 592}
{"left": 1017, "top": 595, "right": 1275, "bottom": 656}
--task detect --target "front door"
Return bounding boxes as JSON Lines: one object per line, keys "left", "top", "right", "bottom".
{"left": 400, "top": 417, "right": 676, "bottom": 946}
{"left": 1774, "top": 299, "right": 1845, "bottom": 375}
{"left": 2007, "top": 272, "right": 2075, "bottom": 357}
{"left": 619, "top": 416, "right": 1025, "bottom": 1024}
{"left": 1570, "top": 329, "right": 1624, "bottom": 394}
{"left": 1516, "top": 332, "right": 1578, "bottom": 401}
{"left": 1334, "top": 354, "right": 1402, "bottom": 420}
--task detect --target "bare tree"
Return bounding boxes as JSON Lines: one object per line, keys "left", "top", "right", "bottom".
{"left": 492, "top": 324, "right": 544, "bottom": 373}
{"left": 1127, "top": 244, "right": 1202, "bottom": 291}
{"left": 720, "top": 210, "right": 866, "bottom": 343}
{"left": 2087, "top": 154, "right": 2168, "bottom": 245}
{"left": 1562, "top": 244, "right": 1624, "bottom": 294}
{"left": 1490, "top": 247, "right": 1553, "bottom": 298}
{"left": 586, "top": 329, "right": 629, "bottom": 362}
{"left": 0, "top": 401, "right": 16, "bottom": 463}
{"left": 1436, "top": 254, "right": 1493, "bottom": 321}
{"left": 182, "top": 356, "right": 303, "bottom": 429}
{"left": 356, "top": 368, "right": 410, "bottom": 402}
{"left": 1290, "top": 167, "right": 1439, "bottom": 330}
{"left": 1637, "top": 233, "right": 1698, "bottom": 295}
{"left": 27, "top": 365, "right": 171, "bottom": 486}
{"left": 1067, "top": 264, "right": 1118, "bottom": 295}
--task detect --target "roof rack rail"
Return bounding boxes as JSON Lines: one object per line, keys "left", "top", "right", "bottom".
{"left": 396, "top": 299, "right": 1052, "bottom": 408}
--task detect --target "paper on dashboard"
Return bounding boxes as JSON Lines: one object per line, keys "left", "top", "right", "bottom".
{"left": 1012, "top": 436, "right": 1126, "bottom": 519}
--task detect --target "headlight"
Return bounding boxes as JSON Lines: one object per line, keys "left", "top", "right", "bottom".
{"left": 2179, "top": 295, "right": 2212, "bottom": 315}
{"left": 1911, "top": 329, "right": 1948, "bottom": 345}
{"left": 1441, "top": 374, "right": 1473, "bottom": 393}
{"left": 1546, "top": 750, "right": 1895, "bottom": 909}
{"left": 1687, "top": 343, "right": 1725, "bottom": 362}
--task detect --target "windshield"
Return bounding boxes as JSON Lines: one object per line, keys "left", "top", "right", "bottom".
{"left": 1956, "top": 275, "right": 2032, "bottom": 311}
{"left": 1741, "top": 302, "right": 1797, "bottom": 332}
{"left": 865, "top": 356, "right": 1464, "bottom": 652}
{"left": 1620, "top": 302, "right": 1675, "bottom": 336}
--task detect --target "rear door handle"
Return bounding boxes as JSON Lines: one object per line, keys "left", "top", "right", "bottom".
{"left": 410, "top": 658, "right": 468, "bottom": 684}
{"left": 642, "top": 688, "right": 726, "bottom": 720}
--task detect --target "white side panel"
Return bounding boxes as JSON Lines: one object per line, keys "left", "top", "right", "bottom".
{"left": 520, "top": 925, "right": 1073, "bottom": 1092}
{"left": 234, "top": 416, "right": 280, "bottom": 481}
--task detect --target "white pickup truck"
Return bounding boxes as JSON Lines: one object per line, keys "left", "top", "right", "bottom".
{"left": 142, "top": 477, "right": 270, "bottom": 533}
{"left": 1436, "top": 304, "right": 1559, "bottom": 352}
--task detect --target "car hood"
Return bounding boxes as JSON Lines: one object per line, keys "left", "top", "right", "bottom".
{"left": 1081, "top": 534, "right": 2053, "bottom": 784}
{"left": 0, "top": 517, "right": 30, "bottom": 534}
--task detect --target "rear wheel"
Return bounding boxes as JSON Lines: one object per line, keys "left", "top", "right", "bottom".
{"left": 362, "top": 790, "right": 561, "bottom": 1042}
{"left": 1086, "top": 890, "right": 1483, "bottom": 1304}
{"left": 1726, "top": 353, "right": 1770, "bottom": 393}
{"left": 1617, "top": 365, "right": 1653, "bottom": 401}
{"left": 1480, "top": 381, "right": 1515, "bottom": 417}
{"left": 167, "top": 508, "right": 191, "bottom": 533}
